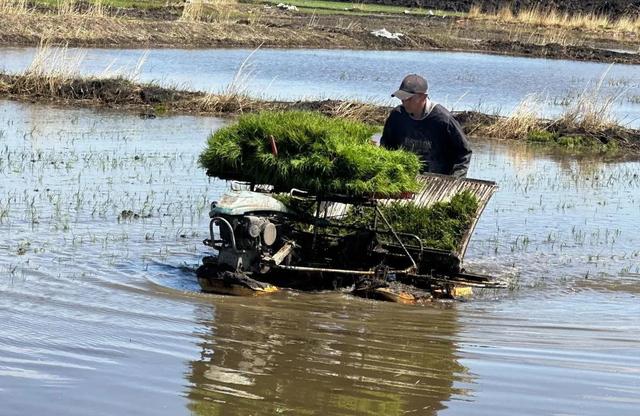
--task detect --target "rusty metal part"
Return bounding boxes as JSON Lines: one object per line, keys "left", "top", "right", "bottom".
{"left": 268, "top": 241, "right": 296, "bottom": 265}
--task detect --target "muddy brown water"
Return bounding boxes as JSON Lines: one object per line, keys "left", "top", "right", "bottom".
{"left": 1, "top": 100, "right": 639, "bottom": 415}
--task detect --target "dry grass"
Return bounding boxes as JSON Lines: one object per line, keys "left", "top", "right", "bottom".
{"left": 558, "top": 65, "right": 620, "bottom": 132}
{"left": 89, "top": 0, "right": 105, "bottom": 17}
{"left": 476, "top": 66, "right": 624, "bottom": 141}
{"left": 198, "top": 44, "right": 262, "bottom": 113}
{"left": 467, "top": 4, "right": 482, "bottom": 18}
{"left": 0, "top": 9, "right": 325, "bottom": 49}
{"left": 1, "top": 0, "right": 106, "bottom": 16}
{"left": 16, "top": 40, "right": 86, "bottom": 96}
{"left": 1, "top": 63, "right": 637, "bottom": 150}
{"left": 197, "top": 91, "right": 264, "bottom": 113}
{"left": 181, "top": 0, "right": 236, "bottom": 23}
{"left": 325, "top": 100, "right": 378, "bottom": 122}
{"left": 480, "top": 94, "right": 542, "bottom": 140}
{"left": 7, "top": 39, "right": 149, "bottom": 102}
{"left": 335, "top": 17, "right": 361, "bottom": 31}
{"left": 615, "top": 15, "right": 640, "bottom": 33}
{"left": 503, "top": 23, "right": 574, "bottom": 47}
{"left": 180, "top": 0, "right": 205, "bottom": 21}
{"left": 57, "top": 0, "right": 76, "bottom": 16}
{"left": 0, "top": 0, "right": 29, "bottom": 14}
{"left": 0, "top": 78, "right": 9, "bottom": 93}
{"left": 469, "top": 4, "right": 640, "bottom": 34}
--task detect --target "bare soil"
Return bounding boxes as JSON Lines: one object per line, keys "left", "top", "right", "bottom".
{"left": 0, "top": 3, "right": 639, "bottom": 64}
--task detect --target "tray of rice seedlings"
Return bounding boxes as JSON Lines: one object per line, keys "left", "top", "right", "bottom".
{"left": 341, "top": 190, "right": 479, "bottom": 252}
{"left": 198, "top": 111, "right": 421, "bottom": 197}
{"left": 382, "top": 191, "right": 479, "bottom": 252}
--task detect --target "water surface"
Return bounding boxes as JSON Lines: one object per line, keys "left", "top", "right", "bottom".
{"left": 0, "top": 100, "right": 639, "bottom": 415}
{"left": 1, "top": 47, "right": 640, "bottom": 127}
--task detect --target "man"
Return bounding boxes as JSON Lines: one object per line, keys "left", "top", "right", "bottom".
{"left": 380, "top": 74, "right": 472, "bottom": 178}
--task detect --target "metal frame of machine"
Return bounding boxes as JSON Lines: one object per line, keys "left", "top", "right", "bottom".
{"left": 196, "top": 174, "right": 505, "bottom": 303}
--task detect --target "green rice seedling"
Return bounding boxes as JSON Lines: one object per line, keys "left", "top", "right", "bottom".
{"left": 199, "top": 111, "right": 421, "bottom": 196}
{"left": 628, "top": 95, "right": 640, "bottom": 104}
{"left": 527, "top": 129, "right": 557, "bottom": 143}
{"left": 381, "top": 191, "right": 479, "bottom": 251}
{"left": 341, "top": 191, "right": 479, "bottom": 251}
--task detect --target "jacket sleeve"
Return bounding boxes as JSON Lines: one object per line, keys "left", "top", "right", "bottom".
{"left": 380, "top": 112, "right": 401, "bottom": 150}
{"left": 447, "top": 117, "right": 472, "bottom": 178}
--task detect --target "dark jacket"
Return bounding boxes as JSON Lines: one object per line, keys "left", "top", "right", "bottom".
{"left": 380, "top": 104, "right": 472, "bottom": 178}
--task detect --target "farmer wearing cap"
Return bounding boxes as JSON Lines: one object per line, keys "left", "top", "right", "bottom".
{"left": 381, "top": 74, "right": 472, "bottom": 178}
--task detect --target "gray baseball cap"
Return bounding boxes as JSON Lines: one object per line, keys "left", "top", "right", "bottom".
{"left": 392, "top": 74, "right": 428, "bottom": 100}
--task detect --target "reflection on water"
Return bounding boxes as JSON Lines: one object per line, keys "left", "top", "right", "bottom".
{"left": 187, "top": 297, "right": 467, "bottom": 416}
{"left": 0, "top": 100, "right": 639, "bottom": 415}
{"left": 1, "top": 47, "right": 640, "bottom": 126}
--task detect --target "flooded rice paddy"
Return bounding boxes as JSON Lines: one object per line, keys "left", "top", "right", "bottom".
{"left": 2, "top": 47, "right": 640, "bottom": 127}
{"left": 1, "top": 99, "right": 639, "bottom": 415}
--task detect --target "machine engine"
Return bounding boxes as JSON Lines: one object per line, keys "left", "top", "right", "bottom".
{"left": 204, "top": 190, "right": 292, "bottom": 275}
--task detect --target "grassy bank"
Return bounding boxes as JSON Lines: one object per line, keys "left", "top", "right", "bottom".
{"left": 0, "top": 43, "right": 638, "bottom": 153}
{"left": 1, "top": 66, "right": 638, "bottom": 154}
{"left": 0, "top": 0, "right": 639, "bottom": 63}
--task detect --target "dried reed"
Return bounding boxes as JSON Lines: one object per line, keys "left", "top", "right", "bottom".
{"left": 57, "top": 0, "right": 76, "bottom": 16}
{"left": 558, "top": 64, "right": 621, "bottom": 132}
{"left": 180, "top": 0, "right": 205, "bottom": 21}
{"left": 327, "top": 101, "right": 378, "bottom": 122}
{"left": 199, "top": 44, "right": 259, "bottom": 113}
{"left": 468, "top": 4, "right": 639, "bottom": 34}
{"left": 481, "top": 94, "right": 542, "bottom": 140}
{"left": 0, "top": 0, "right": 29, "bottom": 14}
{"left": 17, "top": 40, "right": 86, "bottom": 96}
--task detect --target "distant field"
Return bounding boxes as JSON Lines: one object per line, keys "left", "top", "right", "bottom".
{"left": 259, "top": 0, "right": 460, "bottom": 17}
{"left": 33, "top": 0, "right": 167, "bottom": 9}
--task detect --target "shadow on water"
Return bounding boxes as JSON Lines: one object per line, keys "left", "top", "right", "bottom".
{"left": 185, "top": 298, "right": 470, "bottom": 416}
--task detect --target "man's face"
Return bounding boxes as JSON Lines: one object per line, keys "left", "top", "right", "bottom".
{"left": 402, "top": 93, "right": 427, "bottom": 117}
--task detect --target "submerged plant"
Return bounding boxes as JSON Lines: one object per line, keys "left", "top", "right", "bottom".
{"left": 199, "top": 111, "right": 421, "bottom": 196}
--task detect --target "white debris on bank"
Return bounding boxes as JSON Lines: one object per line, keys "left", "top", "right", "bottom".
{"left": 276, "top": 3, "right": 298, "bottom": 11}
{"left": 370, "top": 28, "right": 404, "bottom": 40}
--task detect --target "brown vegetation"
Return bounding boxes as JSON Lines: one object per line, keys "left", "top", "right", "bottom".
{"left": 359, "top": 0, "right": 640, "bottom": 17}
{"left": 1, "top": 70, "right": 638, "bottom": 152}
{"left": 469, "top": 4, "right": 640, "bottom": 33}
{"left": 464, "top": 70, "right": 639, "bottom": 151}
{"left": 0, "top": 1, "right": 638, "bottom": 64}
